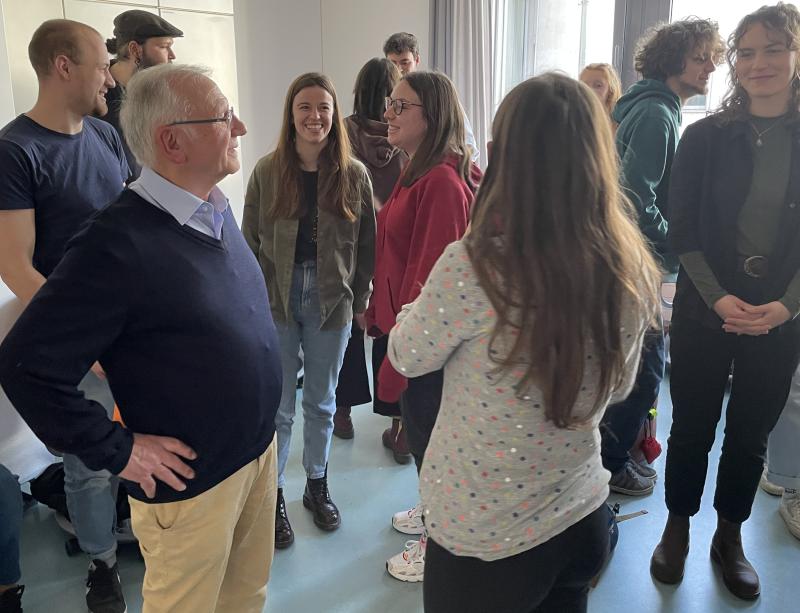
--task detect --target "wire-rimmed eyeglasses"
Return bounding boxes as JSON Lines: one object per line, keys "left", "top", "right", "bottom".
{"left": 168, "top": 107, "right": 235, "bottom": 127}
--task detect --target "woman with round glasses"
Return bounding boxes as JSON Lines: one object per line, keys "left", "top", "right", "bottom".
{"left": 242, "top": 72, "right": 375, "bottom": 549}
{"left": 366, "top": 70, "right": 481, "bottom": 582}
{"left": 651, "top": 3, "right": 800, "bottom": 600}
{"left": 331, "top": 58, "right": 408, "bottom": 442}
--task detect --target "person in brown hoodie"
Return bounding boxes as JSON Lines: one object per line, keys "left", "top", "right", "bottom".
{"left": 332, "top": 58, "right": 408, "bottom": 443}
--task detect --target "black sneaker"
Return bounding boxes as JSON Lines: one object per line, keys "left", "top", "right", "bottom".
{"left": 86, "top": 560, "right": 126, "bottom": 613}
{"left": 0, "top": 585, "right": 24, "bottom": 613}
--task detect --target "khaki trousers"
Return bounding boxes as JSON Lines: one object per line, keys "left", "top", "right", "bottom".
{"left": 130, "top": 440, "right": 277, "bottom": 613}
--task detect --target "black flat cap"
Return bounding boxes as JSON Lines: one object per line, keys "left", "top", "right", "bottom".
{"left": 113, "top": 10, "right": 183, "bottom": 41}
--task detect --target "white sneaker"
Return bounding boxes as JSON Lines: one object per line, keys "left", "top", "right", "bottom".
{"left": 779, "top": 490, "right": 800, "bottom": 540}
{"left": 386, "top": 532, "right": 426, "bottom": 582}
{"left": 760, "top": 467, "right": 785, "bottom": 496}
{"left": 392, "top": 502, "right": 424, "bottom": 535}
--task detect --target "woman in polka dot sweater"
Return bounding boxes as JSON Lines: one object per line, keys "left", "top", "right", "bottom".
{"left": 387, "top": 73, "right": 662, "bottom": 612}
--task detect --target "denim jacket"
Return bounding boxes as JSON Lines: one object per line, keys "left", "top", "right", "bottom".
{"left": 242, "top": 152, "right": 376, "bottom": 331}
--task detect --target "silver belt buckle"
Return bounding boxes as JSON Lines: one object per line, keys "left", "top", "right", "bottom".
{"left": 743, "top": 255, "right": 768, "bottom": 279}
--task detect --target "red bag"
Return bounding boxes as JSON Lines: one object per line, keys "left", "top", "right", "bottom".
{"left": 639, "top": 409, "right": 662, "bottom": 464}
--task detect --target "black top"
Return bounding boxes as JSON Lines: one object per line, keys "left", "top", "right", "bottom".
{"left": 668, "top": 114, "right": 800, "bottom": 328}
{"left": 0, "top": 115, "right": 129, "bottom": 276}
{"left": 101, "top": 82, "right": 141, "bottom": 179}
{"left": 0, "top": 190, "right": 282, "bottom": 503}
{"left": 294, "top": 170, "right": 319, "bottom": 263}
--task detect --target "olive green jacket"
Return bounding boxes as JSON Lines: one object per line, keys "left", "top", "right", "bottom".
{"left": 242, "top": 152, "right": 376, "bottom": 331}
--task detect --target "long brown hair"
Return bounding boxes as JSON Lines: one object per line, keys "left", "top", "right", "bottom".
{"left": 270, "top": 72, "right": 359, "bottom": 221}
{"left": 400, "top": 71, "right": 474, "bottom": 189}
{"left": 719, "top": 2, "right": 800, "bottom": 123}
{"left": 466, "top": 73, "right": 661, "bottom": 428}
{"left": 353, "top": 58, "right": 401, "bottom": 122}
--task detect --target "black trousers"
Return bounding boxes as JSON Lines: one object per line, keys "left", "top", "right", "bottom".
{"left": 665, "top": 316, "right": 800, "bottom": 522}
{"left": 334, "top": 322, "right": 372, "bottom": 408}
{"left": 400, "top": 369, "right": 444, "bottom": 473}
{"left": 371, "top": 334, "right": 402, "bottom": 418}
{"left": 424, "top": 504, "right": 609, "bottom": 613}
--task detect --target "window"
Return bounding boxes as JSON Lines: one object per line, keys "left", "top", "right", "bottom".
{"left": 494, "top": 0, "right": 616, "bottom": 111}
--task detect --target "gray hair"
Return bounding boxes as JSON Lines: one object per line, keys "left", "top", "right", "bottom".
{"left": 120, "top": 63, "right": 213, "bottom": 168}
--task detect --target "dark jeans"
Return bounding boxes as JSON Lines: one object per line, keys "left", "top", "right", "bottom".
{"left": 424, "top": 504, "right": 610, "bottom": 613}
{"left": 400, "top": 369, "right": 444, "bottom": 473}
{"left": 601, "top": 327, "right": 665, "bottom": 473}
{"left": 0, "top": 464, "right": 22, "bottom": 585}
{"left": 665, "top": 316, "right": 800, "bottom": 522}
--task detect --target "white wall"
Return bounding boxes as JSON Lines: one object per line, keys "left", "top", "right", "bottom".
{"left": 321, "top": 0, "right": 429, "bottom": 117}
{"left": 234, "top": 0, "right": 429, "bottom": 183}
{"left": 0, "top": 1, "right": 14, "bottom": 123}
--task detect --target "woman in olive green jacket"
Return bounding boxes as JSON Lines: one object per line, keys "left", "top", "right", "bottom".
{"left": 242, "top": 73, "right": 375, "bottom": 549}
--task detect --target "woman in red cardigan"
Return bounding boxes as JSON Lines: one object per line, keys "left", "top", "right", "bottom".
{"left": 366, "top": 70, "right": 482, "bottom": 582}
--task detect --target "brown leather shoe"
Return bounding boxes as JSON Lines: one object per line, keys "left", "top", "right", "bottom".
{"left": 275, "top": 488, "right": 294, "bottom": 549}
{"left": 710, "top": 517, "right": 760, "bottom": 600}
{"left": 303, "top": 475, "right": 341, "bottom": 531}
{"left": 382, "top": 418, "right": 412, "bottom": 464}
{"left": 650, "top": 513, "right": 690, "bottom": 584}
{"left": 333, "top": 406, "right": 354, "bottom": 439}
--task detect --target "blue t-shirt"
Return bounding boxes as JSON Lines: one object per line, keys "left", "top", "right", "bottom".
{"left": 0, "top": 115, "right": 129, "bottom": 277}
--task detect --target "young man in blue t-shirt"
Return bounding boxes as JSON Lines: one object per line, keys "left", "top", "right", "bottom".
{"left": 0, "top": 19, "right": 129, "bottom": 613}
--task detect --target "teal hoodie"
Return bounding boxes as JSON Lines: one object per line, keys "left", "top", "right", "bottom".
{"left": 612, "top": 79, "right": 681, "bottom": 275}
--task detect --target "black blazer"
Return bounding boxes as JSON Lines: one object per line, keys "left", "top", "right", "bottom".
{"left": 668, "top": 113, "right": 800, "bottom": 328}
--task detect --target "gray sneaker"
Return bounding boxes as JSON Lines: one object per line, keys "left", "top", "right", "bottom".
{"left": 631, "top": 460, "right": 657, "bottom": 481}
{"left": 609, "top": 461, "right": 655, "bottom": 496}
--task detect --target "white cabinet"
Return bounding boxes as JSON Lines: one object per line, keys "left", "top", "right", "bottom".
{"left": 63, "top": 1, "right": 159, "bottom": 42}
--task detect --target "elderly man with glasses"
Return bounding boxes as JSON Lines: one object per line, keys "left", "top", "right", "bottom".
{"left": 0, "top": 63, "right": 282, "bottom": 613}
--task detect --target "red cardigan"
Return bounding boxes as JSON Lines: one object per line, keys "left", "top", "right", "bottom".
{"left": 367, "top": 154, "right": 482, "bottom": 402}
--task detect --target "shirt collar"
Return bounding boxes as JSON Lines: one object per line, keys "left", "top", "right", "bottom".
{"left": 131, "top": 166, "right": 229, "bottom": 226}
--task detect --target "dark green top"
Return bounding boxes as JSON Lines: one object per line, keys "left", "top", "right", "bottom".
{"left": 612, "top": 79, "right": 682, "bottom": 274}
{"left": 680, "top": 114, "right": 800, "bottom": 316}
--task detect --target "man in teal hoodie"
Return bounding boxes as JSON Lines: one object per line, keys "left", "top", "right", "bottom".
{"left": 601, "top": 18, "right": 724, "bottom": 495}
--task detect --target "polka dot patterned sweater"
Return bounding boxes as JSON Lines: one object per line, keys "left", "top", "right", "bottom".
{"left": 387, "top": 240, "right": 648, "bottom": 561}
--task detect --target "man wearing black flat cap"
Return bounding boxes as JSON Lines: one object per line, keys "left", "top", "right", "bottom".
{"left": 102, "top": 10, "right": 183, "bottom": 177}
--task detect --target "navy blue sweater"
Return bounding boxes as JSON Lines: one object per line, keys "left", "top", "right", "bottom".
{"left": 0, "top": 189, "right": 282, "bottom": 503}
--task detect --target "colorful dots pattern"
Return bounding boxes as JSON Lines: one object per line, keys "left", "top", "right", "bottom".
{"left": 390, "top": 240, "right": 647, "bottom": 562}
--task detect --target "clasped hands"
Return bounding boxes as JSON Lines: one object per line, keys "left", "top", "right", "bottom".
{"left": 713, "top": 295, "right": 791, "bottom": 336}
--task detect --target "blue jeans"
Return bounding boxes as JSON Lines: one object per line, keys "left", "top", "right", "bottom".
{"left": 63, "top": 372, "right": 118, "bottom": 562}
{"left": 0, "top": 464, "right": 22, "bottom": 584}
{"left": 767, "top": 363, "right": 800, "bottom": 490}
{"left": 601, "top": 326, "right": 666, "bottom": 473}
{"left": 275, "top": 263, "right": 350, "bottom": 489}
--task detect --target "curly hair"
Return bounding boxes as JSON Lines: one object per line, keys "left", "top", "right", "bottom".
{"left": 719, "top": 2, "right": 800, "bottom": 122}
{"left": 634, "top": 17, "right": 724, "bottom": 80}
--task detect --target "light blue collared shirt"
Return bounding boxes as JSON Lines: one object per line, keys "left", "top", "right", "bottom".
{"left": 129, "top": 166, "right": 228, "bottom": 240}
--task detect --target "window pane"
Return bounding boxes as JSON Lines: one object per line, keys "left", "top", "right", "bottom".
{"left": 495, "top": 0, "right": 616, "bottom": 110}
